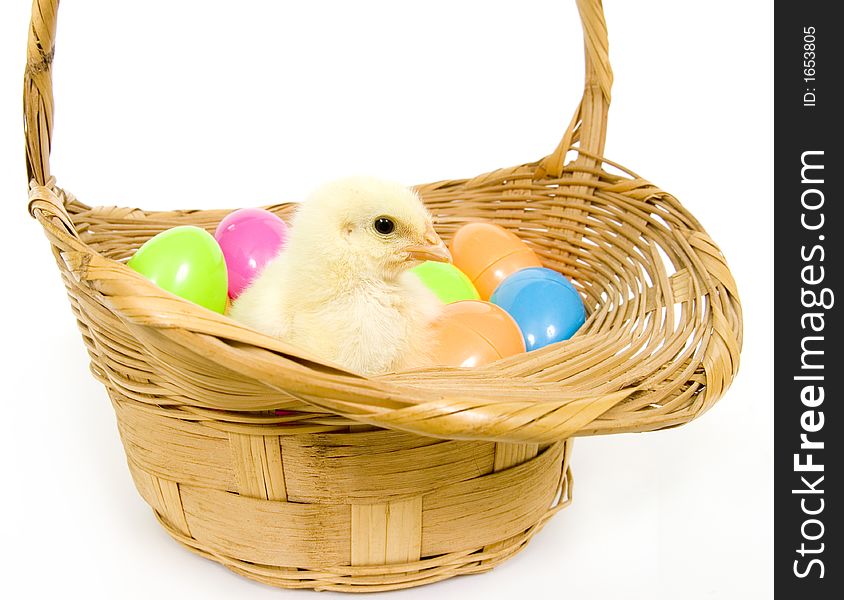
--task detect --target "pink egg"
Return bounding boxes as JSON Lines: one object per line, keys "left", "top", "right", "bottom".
{"left": 215, "top": 208, "right": 289, "bottom": 299}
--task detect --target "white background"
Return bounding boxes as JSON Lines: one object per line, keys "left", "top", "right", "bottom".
{"left": 0, "top": 1, "right": 772, "bottom": 598}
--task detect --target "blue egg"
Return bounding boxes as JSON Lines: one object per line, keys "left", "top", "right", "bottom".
{"left": 490, "top": 267, "right": 586, "bottom": 351}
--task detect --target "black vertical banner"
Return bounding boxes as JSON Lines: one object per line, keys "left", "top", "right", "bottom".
{"left": 775, "top": 3, "right": 841, "bottom": 598}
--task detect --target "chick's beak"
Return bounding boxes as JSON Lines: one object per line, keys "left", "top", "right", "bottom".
{"left": 403, "top": 231, "right": 452, "bottom": 263}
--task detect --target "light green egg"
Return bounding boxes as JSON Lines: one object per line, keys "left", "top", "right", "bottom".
{"left": 127, "top": 225, "right": 228, "bottom": 313}
{"left": 410, "top": 261, "right": 480, "bottom": 304}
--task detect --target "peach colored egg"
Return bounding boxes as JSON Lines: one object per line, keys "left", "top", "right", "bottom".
{"left": 430, "top": 300, "right": 526, "bottom": 368}
{"left": 449, "top": 223, "right": 542, "bottom": 299}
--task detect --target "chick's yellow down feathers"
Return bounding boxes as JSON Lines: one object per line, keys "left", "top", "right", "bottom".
{"left": 229, "top": 177, "right": 449, "bottom": 376}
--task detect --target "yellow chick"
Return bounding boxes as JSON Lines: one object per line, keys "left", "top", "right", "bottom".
{"left": 230, "top": 176, "right": 450, "bottom": 376}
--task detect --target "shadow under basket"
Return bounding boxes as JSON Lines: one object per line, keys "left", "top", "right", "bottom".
{"left": 24, "top": 0, "right": 742, "bottom": 593}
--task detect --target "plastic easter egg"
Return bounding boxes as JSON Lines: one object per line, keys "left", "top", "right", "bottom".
{"left": 410, "top": 261, "right": 480, "bottom": 304}
{"left": 430, "top": 300, "right": 526, "bottom": 368}
{"left": 450, "top": 222, "right": 543, "bottom": 299}
{"left": 127, "top": 225, "right": 228, "bottom": 313}
{"left": 214, "top": 208, "right": 289, "bottom": 299}
{"left": 490, "top": 267, "right": 585, "bottom": 351}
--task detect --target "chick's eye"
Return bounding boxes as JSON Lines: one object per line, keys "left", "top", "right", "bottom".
{"left": 374, "top": 217, "right": 395, "bottom": 235}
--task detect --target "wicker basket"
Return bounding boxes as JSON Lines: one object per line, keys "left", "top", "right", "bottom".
{"left": 24, "top": 0, "right": 742, "bottom": 593}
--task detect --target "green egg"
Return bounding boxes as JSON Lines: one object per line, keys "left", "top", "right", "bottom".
{"left": 410, "top": 261, "right": 480, "bottom": 304}
{"left": 127, "top": 225, "right": 228, "bottom": 314}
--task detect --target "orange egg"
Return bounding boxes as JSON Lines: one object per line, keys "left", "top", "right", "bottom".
{"left": 430, "top": 300, "right": 526, "bottom": 368}
{"left": 450, "top": 223, "right": 543, "bottom": 299}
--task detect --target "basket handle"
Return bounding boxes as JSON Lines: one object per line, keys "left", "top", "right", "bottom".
{"left": 537, "top": 0, "right": 613, "bottom": 178}
{"left": 23, "top": 0, "right": 611, "bottom": 187}
{"left": 24, "top": 0, "right": 58, "bottom": 186}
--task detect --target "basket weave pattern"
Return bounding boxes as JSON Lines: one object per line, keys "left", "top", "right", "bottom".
{"left": 25, "top": 0, "right": 742, "bottom": 592}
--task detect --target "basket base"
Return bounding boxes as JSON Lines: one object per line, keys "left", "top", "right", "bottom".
{"left": 115, "top": 390, "right": 572, "bottom": 592}
{"left": 151, "top": 461, "right": 572, "bottom": 593}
